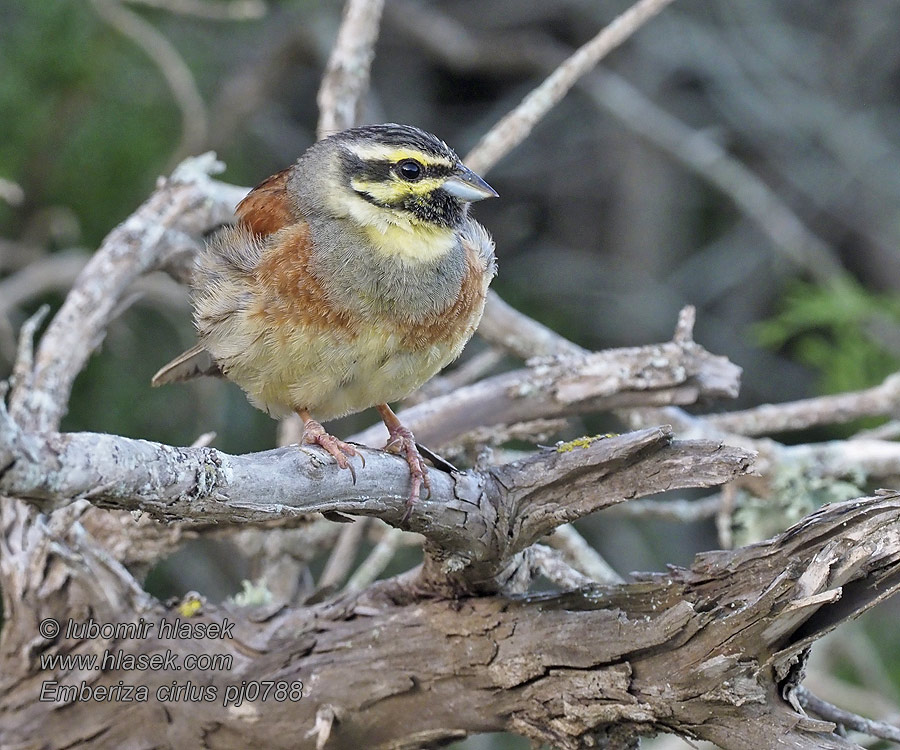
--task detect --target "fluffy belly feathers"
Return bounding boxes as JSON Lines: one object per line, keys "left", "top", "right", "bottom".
{"left": 210, "top": 309, "right": 462, "bottom": 420}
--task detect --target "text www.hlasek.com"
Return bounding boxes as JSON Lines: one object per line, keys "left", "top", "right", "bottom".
{"left": 38, "top": 617, "right": 303, "bottom": 708}
{"left": 40, "top": 648, "right": 233, "bottom": 674}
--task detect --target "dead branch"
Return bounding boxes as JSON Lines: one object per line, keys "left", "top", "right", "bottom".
{"left": 3, "top": 492, "right": 897, "bottom": 749}
{"left": 701, "top": 372, "right": 900, "bottom": 436}
{"left": 2, "top": 1, "right": 899, "bottom": 745}
{"left": 0, "top": 412, "right": 753, "bottom": 594}
{"left": 7, "top": 154, "right": 244, "bottom": 433}
{"left": 316, "top": 0, "right": 385, "bottom": 138}
{"left": 351, "top": 322, "right": 742, "bottom": 448}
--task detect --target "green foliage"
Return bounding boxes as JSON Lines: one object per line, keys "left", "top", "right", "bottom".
{"left": 0, "top": 4, "right": 179, "bottom": 244}
{"left": 755, "top": 275, "right": 900, "bottom": 394}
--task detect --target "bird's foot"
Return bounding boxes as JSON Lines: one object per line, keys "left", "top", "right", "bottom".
{"left": 301, "top": 418, "right": 363, "bottom": 483}
{"left": 384, "top": 424, "right": 431, "bottom": 521}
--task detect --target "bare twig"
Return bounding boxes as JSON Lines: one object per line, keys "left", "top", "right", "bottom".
{"left": 464, "top": 0, "right": 677, "bottom": 175}
{"left": 316, "top": 0, "right": 386, "bottom": 138}
{"left": 319, "top": 520, "right": 368, "bottom": 590}
{"left": 351, "top": 323, "right": 741, "bottom": 449}
{"left": 0, "top": 252, "right": 90, "bottom": 324}
{"left": 852, "top": 419, "right": 900, "bottom": 441}
{"left": 10, "top": 307, "right": 50, "bottom": 399}
{"left": 797, "top": 687, "right": 900, "bottom": 743}
{"left": 547, "top": 524, "right": 623, "bottom": 584}
{"left": 189, "top": 431, "right": 217, "bottom": 448}
{"left": 406, "top": 346, "right": 506, "bottom": 404}
{"left": 478, "top": 291, "right": 588, "bottom": 359}
{"left": 701, "top": 372, "right": 900, "bottom": 436}
{"left": 526, "top": 544, "right": 595, "bottom": 589}
{"left": 344, "top": 525, "right": 405, "bottom": 593}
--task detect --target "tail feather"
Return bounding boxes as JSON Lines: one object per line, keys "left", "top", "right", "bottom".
{"left": 151, "top": 344, "right": 222, "bottom": 386}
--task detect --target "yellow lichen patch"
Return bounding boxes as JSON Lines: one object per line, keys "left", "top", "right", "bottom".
{"left": 177, "top": 593, "right": 204, "bottom": 618}
{"left": 555, "top": 434, "right": 618, "bottom": 453}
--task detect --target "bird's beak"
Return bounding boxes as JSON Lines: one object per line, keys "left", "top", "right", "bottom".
{"left": 443, "top": 166, "right": 499, "bottom": 202}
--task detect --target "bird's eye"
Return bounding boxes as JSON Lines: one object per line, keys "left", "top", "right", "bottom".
{"left": 396, "top": 159, "right": 423, "bottom": 182}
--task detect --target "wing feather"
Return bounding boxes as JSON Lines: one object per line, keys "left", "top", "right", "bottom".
{"left": 235, "top": 168, "right": 294, "bottom": 237}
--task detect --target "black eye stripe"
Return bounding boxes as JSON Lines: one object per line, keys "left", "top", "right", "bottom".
{"left": 348, "top": 158, "right": 456, "bottom": 184}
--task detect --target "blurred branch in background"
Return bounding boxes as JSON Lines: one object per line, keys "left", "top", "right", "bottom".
{"left": 316, "top": 0, "right": 385, "bottom": 139}
{"left": 464, "top": 0, "right": 677, "bottom": 175}
{"left": 127, "top": 0, "right": 266, "bottom": 21}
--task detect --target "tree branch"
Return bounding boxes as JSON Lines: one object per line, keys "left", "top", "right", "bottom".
{"left": 464, "top": 0, "right": 677, "bottom": 174}
{"left": 0, "top": 407, "right": 754, "bottom": 594}
{"left": 7, "top": 154, "right": 245, "bottom": 433}
{"left": 352, "top": 321, "right": 742, "bottom": 448}
{"left": 316, "top": 0, "right": 385, "bottom": 138}
{"left": 4, "top": 492, "right": 897, "bottom": 749}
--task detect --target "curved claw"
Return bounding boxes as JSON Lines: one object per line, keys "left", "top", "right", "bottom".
{"left": 300, "top": 417, "right": 361, "bottom": 484}
{"left": 385, "top": 425, "right": 429, "bottom": 519}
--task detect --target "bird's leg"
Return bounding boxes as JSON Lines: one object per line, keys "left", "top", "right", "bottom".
{"left": 376, "top": 403, "right": 430, "bottom": 520}
{"left": 296, "top": 409, "right": 362, "bottom": 482}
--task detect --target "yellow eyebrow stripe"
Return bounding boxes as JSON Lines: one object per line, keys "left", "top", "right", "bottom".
{"left": 351, "top": 176, "right": 446, "bottom": 202}
{"left": 345, "top": 143, "right": 454, "bottom": 168}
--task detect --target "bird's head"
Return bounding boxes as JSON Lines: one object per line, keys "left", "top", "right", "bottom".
{"left": 294, "top": 123, "right": 497, "bottom": 262}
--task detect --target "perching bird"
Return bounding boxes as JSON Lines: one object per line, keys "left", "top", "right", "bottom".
{"left": 153, "top": 123, "right": 497, "bottom": 515}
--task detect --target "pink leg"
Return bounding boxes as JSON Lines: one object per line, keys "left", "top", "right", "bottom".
{"left": 376, "top": 403, "right": 430, "bottom": 520}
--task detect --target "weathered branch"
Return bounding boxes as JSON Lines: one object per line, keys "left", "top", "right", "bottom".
{"left": 3, "top": 492, "right": 897, "bottom": 749}
{"left": 7, "top": 154, "right": 245, "bottom": 433}
{"left": 0, "top": 410, "right": 754, "bottom": 593}
{"left": 316, "top": 0, "right": 385, "bottom": 138}
{"left": 352, "top": 327, "right": 742, "bottom": 448}
{"left": 701, "top": 372, "right": 900, "bottom": 436}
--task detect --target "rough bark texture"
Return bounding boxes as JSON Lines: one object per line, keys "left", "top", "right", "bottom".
{"left": 3, "top": 491, "right": 897, "bottom": 750}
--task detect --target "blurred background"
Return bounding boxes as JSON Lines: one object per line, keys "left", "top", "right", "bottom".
{"left": 2, "top": 1, "right": 900, "bottom": 747}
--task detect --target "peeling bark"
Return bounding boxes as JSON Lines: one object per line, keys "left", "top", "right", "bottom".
{"left": 3, "top": 493, "right": 896, "bottom": 750}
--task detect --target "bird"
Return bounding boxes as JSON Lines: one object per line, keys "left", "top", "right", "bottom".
{"left": 152, "top": 123, "right": 497, "bottom": 517}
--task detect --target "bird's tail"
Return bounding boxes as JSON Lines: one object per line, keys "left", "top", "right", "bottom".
{"left": 151, "top": 344, "right": 222, "bottom": 386}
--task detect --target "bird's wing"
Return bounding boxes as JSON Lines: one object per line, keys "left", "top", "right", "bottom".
{"left": 154, "top": 168, "right": 297, "bottom": 387}
{"left": 151, "top": 343, "right": 222, "bottom": 386}
{"left": 235, "top": 168, "right": 294, "bottom": 237}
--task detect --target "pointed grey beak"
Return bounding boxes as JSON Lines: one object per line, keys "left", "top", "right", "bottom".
{"left": 443, "top": 166, "right": 498, "bottom": 202}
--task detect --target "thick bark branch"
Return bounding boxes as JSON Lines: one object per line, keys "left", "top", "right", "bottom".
{"left": 0, "top": 409, "right": 754, "bottom": 594}
{"left": 3, "top": 493, "right": 896, "bottom": 750}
